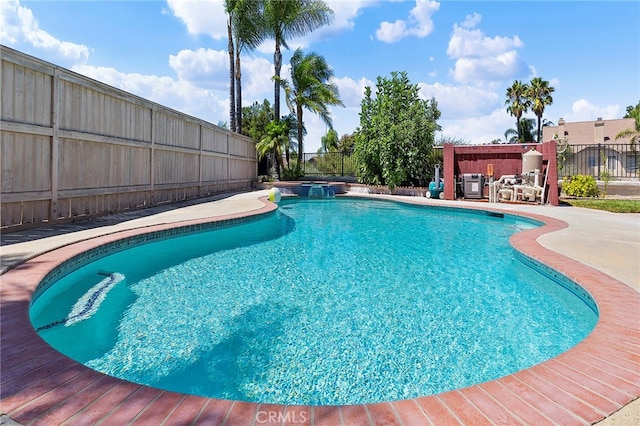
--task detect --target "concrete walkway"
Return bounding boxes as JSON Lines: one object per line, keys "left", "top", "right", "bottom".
{"left": 1, "top": 190, "right": 638, "bottom": 424}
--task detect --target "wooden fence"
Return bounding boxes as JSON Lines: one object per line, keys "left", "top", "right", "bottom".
{"left": 1, "top": 46, "right": 257, "bottom": 230}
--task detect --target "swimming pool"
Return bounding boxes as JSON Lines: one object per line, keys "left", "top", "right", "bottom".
{"left": 30, "top": 198, "right": 597, "bottom": 406}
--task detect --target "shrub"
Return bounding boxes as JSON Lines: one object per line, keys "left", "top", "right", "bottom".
{"left": 563, "top": 174, "right": 599, "bottom": 197}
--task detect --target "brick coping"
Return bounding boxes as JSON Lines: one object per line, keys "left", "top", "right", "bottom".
{"left": 1, "top": 196, "right": 638, "bottom": 425}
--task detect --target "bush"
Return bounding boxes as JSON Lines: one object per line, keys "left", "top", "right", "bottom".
{"left": 563, "top": 174, "right": 599, "bottom": 197}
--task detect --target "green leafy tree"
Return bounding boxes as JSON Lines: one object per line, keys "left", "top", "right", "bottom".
{"left": 505, "top": 80, "right": 531, "bottom": 143}
{"left": 277, "top": 48, "right": 344, "bottom": 167}
{"left": 241, "top": 99, "right": 274, "bottom": 141}
{"left": 338, "top": 133, "right": 355, "bottom": 153}
{"left": 262, "top": 0, "right": 334, "bottom": 121}
{"left": 354, "top": 71, "right": 441, "bottom": 189}
{"left": 528, "top": 77, "right": 555, "bottom": 142}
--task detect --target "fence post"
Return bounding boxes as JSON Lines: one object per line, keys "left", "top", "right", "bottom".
{"left": 341, "top": 151, "right": 344, "bottom": 176}
{"left": 597, "top": 143, "right": 602, "bottom": 180}
{"left": 50, "top": 68, "right": 60, "bottom": 221}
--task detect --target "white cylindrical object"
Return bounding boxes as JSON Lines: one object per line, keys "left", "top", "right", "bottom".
{"left": 522, "top": 148, "right": 543, "bottom": 175}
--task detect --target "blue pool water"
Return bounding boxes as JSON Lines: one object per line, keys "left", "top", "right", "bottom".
{"left": 30, "top": 198, "right": 597, "bottom": 405}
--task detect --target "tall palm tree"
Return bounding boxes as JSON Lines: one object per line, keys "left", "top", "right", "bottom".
{"left": 505, "top": 80, "right": 531, "bottom": 143}
{"left": 232, "top": 0, "right": 265, "bottom": 134}
{"left": 225, "top": 0, "right": 237, "bottom": 132}
{"left": 528, "top": 77, "right": 555, "bottom": 143}
{"left": 276, "top": 48, "right": 344, "bottom": 168}
{"left": 262, "top": 0, "right": 334, "bottom": 121}
{"left": 225, "top": 0, "right": 265, "bottom": 134}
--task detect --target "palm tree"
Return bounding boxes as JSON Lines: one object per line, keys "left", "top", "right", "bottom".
{"left": 504, "top": 128, "right": 518, "bottom": 144}
{"left": 225, "top": 0, "right": 237, "bottom": 132}
{"left": 256, "top": 119, "right": 290, "bottom": 179}
{"left": 262, "top": 0, "right": 334, "bottom": 121}
{"left": 504, "top": 117, "right": 536, "bottom": 143}
{"left": 280, "top": 113, "right": 300, "bottom": 167}
{"left": 276, "top": 48, "right": 344, "bottom": 168}
{"left": 505, "top": 80, "right": 531, "bottom": 143}
{"left": 615, "top": 102, "right": 640, "bottom": 148}
{"left": 528, "top": 77, "right": 555, "bottom": 143}
{"left": 320, "top": 128, "right": 339, "bottom": 153}
{"left": 225, "top": 0, "right": 265, "bottom": 134}
{"left": 232, "top": 0, "right": 264, "bottom": 134}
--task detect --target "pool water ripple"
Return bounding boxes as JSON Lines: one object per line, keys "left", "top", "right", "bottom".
{"left": 30, "top": 198, "right": 597, "bottom": 406}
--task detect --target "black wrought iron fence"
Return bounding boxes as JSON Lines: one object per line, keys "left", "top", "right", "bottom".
{"left": 558, "top": 143, "right": 639, "bottom": 179}
{"left": 301, "top": 147, "right": 445, "bottom": 180}
{"left": 301, "top": 151, "right": 357, "bottom": 177}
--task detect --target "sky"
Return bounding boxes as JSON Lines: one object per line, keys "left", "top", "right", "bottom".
{"left": 2, "top": 0, "right": 639, "bottom": 152}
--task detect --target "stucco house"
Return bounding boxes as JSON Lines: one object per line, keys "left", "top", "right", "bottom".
{"left": 543, "top": 117, "right": 638, "bottom": 179}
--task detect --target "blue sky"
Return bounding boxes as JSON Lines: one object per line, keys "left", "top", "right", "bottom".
{"left": 2, "top": 0, "right": 639, "bottom": 152}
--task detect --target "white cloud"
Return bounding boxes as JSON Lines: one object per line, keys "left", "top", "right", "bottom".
{"left": 447, "top": 14, "right": 523, "bottom": 58}
{"left": 71, "top": 64, "right": 228, "bottom": 124}
{"left": 407, "top": 0, "right": 439, "bottom": 37}
{"left": 446, "top": 13, "right": 527, "bottom": 84}
{"left": 323, "top": 0, "right": 376, "bottom": 34}
{"left": 335, "top": 76, "right": 374, "bottom": 108}
{"left": 418, "top": 82, "right": 500, "bottom": 119}
{"left": 166, "top": 47, "right": 273, "bottom": 105}
{"left": 375, "top": 0, "right": 439, "bottom": 43}
{"left": 439, "top": 108, "right": 515, "bottom": 144}
{"left": 567, "top": 99, "right": 621, "bottom": 122}
{"left": 238, "top": 56, "right": 275, "bottom": 100}
{"left": 0, "top": 0, "right": 89, "bottom": 62}
{"left": 166, "top": 0, "right": 227, "bottom": 40}
{"left": 169, "top": 48, "right": 229, "bottom": 90}
{"left": 376, "top": 20, "right": 407, "bottom": 43}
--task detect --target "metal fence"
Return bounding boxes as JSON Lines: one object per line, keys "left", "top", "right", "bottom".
{"left": 301, "top": 151, "right": 357, "bottom": 177}
{"left": 558, "top": 143, "right": 639, "bottom": 180}
{"left": 300, "top": 147, "right": 445, "bottom": 180}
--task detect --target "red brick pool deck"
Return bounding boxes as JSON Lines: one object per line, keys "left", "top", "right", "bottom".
{"left": 1, "top": 195, "right": 639, "bottom": 425}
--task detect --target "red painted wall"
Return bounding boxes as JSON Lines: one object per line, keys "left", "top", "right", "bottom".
{"left": 442, "top": 142, "right": 559, "bottom": 205}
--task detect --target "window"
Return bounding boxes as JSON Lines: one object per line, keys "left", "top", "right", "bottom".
{"left": 588, "top": 155, "right": 597, "bottom": 167}
{"left": 626, "top": 155, "right": 638, "bottom": 173}
{"left": 607, "top": 155, "right": 616, "bottom": 171}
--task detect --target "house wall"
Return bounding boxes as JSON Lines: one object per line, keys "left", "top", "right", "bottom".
{"left": 1, "top": 46, "right": 257, "bottom": 229}
{"left": 443, "top": 142, "right": 559, "bottom": 205}
{"left": 542, "top": 117, "right": 635, "bottom": 145}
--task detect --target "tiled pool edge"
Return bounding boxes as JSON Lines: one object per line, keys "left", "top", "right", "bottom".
{"left": 1, "top": 196, "right": 639, "bottom": 425}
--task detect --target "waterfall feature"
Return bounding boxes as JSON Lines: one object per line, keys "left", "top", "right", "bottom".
{"left": 305, "top": 184, "right": 335, "bottom": 199}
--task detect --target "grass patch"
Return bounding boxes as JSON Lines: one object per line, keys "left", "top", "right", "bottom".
{"left": 565, "top": 199, "right": 640, "bottom": 213}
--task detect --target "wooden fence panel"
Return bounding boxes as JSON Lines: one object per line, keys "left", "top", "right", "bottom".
{"left": 154, "top": 110, "right": 200, "bottom": 150}
{"left": 1, "top": 60, "right": 52, "bottom": 127}
{"left": 1, "top": 132, "right": 51, "bottom": 193}
{"left": 202, "top": 155, "right": 229, "bottom": 183}
{"left": 1, "top": 45, "right": 257, "bottom": 230}
{"left": 202, "top": 126, "right": 228, "bottom": 153}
